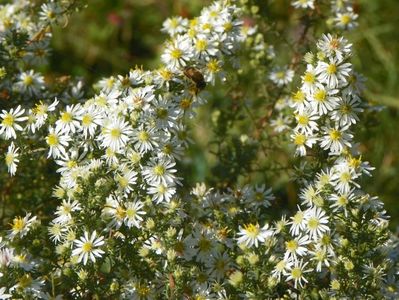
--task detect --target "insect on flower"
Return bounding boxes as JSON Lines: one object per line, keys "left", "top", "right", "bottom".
{"left": 183, "top": 66, "right": 206, "bottom": 91}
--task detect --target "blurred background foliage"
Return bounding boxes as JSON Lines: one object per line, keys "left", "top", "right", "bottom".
{"left": 2, "top": 0, "right": 399, "bottom": 228}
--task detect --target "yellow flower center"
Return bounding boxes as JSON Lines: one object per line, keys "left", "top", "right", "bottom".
{"left": 138, "top": 131, "right": 149, "bottom": 142}
{"left": 297, "top": 114, "right": 309, "bottom": 125}
{"left": 243, "top": 223, "right": 260, "bottom": 238}
{"left": 110, "top": 128, "right": 121, "bottom": 138}
{"left": 286, "top": 240, "right": 298, "bottom": 252}
{"left": 327, "top": 64, "right": 337, "bottom": 75}
{"left": 314, "top": 89, "right": 326, "bottom": 102}
{"left": 12, "top": 217, "right": 25, "bottom": 232}
{"left": 23, "top": 75, "right": 33, "bottom": 86}
{"left": 291, "top": 267, "right": 302, "bottom": 279}
{"left": 5, "top": 153, "right": 14, "bottom": 166}
{"left": 154, "top": 165, "right": 165, "bottom": 176}
{"left": 307, "top": 217, "right": 319, "bottom": 229}
{"left": 329, "top": 129, "right": 341, "bottom": 140}
{"left": 196, "top": 39, "right": 207, "bottom": 51}
{"left": 126, "top": 207, "right": 137, "bottom": 219}
{"left": 82, "top": 241, "right": 93, "bottom": 253}
{"left": 293, "top": 90, "right": 305, "bottom": 103}
{"left": 294, "top": 134, "right": 306, "bottom": 146}
{"left": 67, "top": 160, "right": 77, "bottom": 169}
{"left": 46, "top": 133, "right": 59, "bottom": 146}
{"left": 207, "top": 59, "right": 220, "bottom": 73}
{"left": 82, "top": 114, "right": 93, "bottom": 126}
{"left": 2, "top": 114, "right": 14, "bottom": 127}
{"left": 303, "top": 72, "right": 315, "bottom": 83}
{"left": 170, "top": 48, "right": 182, "bottom": 59}
{"left": 340, "top": 14, "right": 351, "bottom": 25}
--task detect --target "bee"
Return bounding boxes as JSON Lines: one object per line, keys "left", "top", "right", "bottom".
{"left": 183, "top": 66, "right": 206, "bottom": 91}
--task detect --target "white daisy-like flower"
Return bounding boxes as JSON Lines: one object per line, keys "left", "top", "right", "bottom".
{"left": 78, "top": 105, "right": 102, "bottom": 138}
{"left": 304, "top": 207, "right": 330, "bottom": 240}
{"left": 320, "top": 124, "right": 353, "bottom": 154}
{"left": 72, "top": 231, "right": 105, "bottom": 265}
{"left": 147, "top": 182, "right": 176, "bottom": 204}
{"left": 53, "top": 199, "right": 81, "bottom": 224}
{"left": 14, "top": 70, "right": 45, "bottom": 96}
{"left": 236, "top": 223, "right": 274, "bottom": 248}
{"left": 161, "top": 34, "right": 192, "bottom": 70}
{"left": 8, "top": 213, "right": 37, "bottom": 240}
{"left": 5, "top": 142, "right": 19, "bottom": 176}
{"left": 31, "top": 98, "right": 59, "bottom": 131}
{"left": 315, "top": 58, "right": 352, "bottom": 88}
{"left": 0, "top": 105, "right": 27, "bottom": 140}
{"left": 100, "top": 117, "right": 133, "bottom": 151}
{"left": 124, "top": 200, "right": 146, "bottom": 229}
{"left": 301, "top": 65, "right": 318, "bottom": 95}
{"left": 291, "top": 131, "right": 318, "bottom": 156}
{"left": 283, "top": 259, "right": 312, "bottom": 289}
{"left": 269, "top": 67, "right": 295, "bottom": 87}
{"left": 284, "top": 235, "right": 310, "bottom": 260}
{"left": 294, "top": 109, "right": 320, "bottom": 134}
{"left": 142, "top": 156, "right": 178, "bottom": 186}
{"left": 309, "top": 85, "right": 340, "bottom": 115}
{"left": 292, "top": 0, "right": 315, "bottom": 9}
{"left": 55, "top": 104, "right": 83, "bottom": 134}
{"left": 334, "top": 8, "right": 358, "bottom": 30}
{"left": 317, "top": 34, "right": 352, "bottom": 61}
{"left": 331, "top": 92, "right": 362, "bottom": 127}
{"left": 132, "top": 125, "right": 159, "bottom": 153}
{"left": 162, "top": 16, "right": 188, "bottom": 36}
{"left": 46, "top": 126, "right": 71, "bottom": 159}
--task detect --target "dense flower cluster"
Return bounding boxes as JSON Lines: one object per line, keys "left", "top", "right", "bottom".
{"left": 0, "top": 0, "right": 398, "bottom": 299}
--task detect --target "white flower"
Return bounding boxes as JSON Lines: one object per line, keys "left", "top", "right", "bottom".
{"left": 317, "top": 34, "right": 352, "bottom": 61}
{"left": 292, "top": 0, "right": 315, "bottom": 9}
{"left": 5, "top": 142, "right": 19, "bottom": 176}
{"left": 301, "top": 65, "right": 318, "bottom": 94}
{"left": 284, "top": 235, "right": 310, "bottom": 260}
{"left": 8, "top": 213, "right": 37, "bottom": 240}
{"left": 0, "top": 105, "right": 27, "bottom": 140}
{"left": 55, "top": 104, "right": 83, "bottom": 134}
{"left": 236, "top": 223, "right": 274, "bottom": 248}
{"left": 304, "top": 207, "right": 330, "bottom": 240}
{"left": 315, "top": 58, "right": 352, "bottom": 88}
{"left": 162, "top": 16, "right": 188, "bottom": 36}
{"left": 320, "top": 124, "right": 353, "bottom": 154}
{"left": 142, "top": 157, "right": 178, "bottom": 186}
{"left": 147, "top": 182, "right": 176, "bottom": 203}
{"left": 46, "top": 126, "right": 71, "bottom": 159}
{"left": 289, "top": 207, "right": 307, "bottom": 236}
{"left": 32, "top": 98, "right": 59, "bottom": 130}
{"left": 334, "top": 8, "right": 358, "bottom": 30}
{"left": 72, "top": 231, "right": 105, "bottom": 265}
{"left": 53, "top": 199, "right": 81, "bottom": 224}
{"left": 291, "top": 131, "right": 318, "bottom": 156}
{"left": 132, "top": 125, "right": 159, "bottom": 153}
{"left": 100, "top": 117, "right": 133, "bottom": 151}
{"left": 294, "top": 109, "right": 320, "bottom": 134}
{"left": 124, "top": 200, "right": 146, "bottom": 228}
{"left": 283, "top": 259, "right": 312, "bottom": 288}
{"left": 331, "top": 92, "right": 362, "bottom": 126}
{"left": 14, "top": 70, "right": 45, "bottom": 96}
{"left": 161, "top": 35, "right": 192, "bottom": 70}
{"left": 269, "top": 67, "right": 295, "bottom": 87}
{"left": 309, "top": 85, "right": 340, "bottom": 115}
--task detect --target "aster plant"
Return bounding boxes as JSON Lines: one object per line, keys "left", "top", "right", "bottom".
{"left": 0, "top": 0, "right": 398, "bottom": 299}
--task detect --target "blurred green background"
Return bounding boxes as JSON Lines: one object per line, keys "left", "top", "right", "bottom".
{"left": 3, "top": 0, "right": 399, "bottom": 228}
